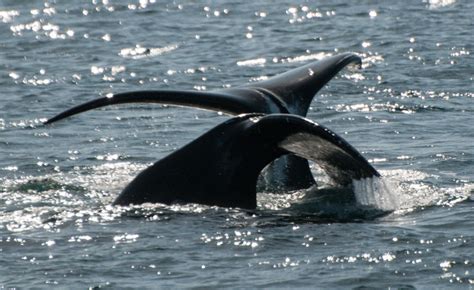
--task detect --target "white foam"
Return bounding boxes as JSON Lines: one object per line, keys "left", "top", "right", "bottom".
{"left": 424, "top": 0, "right": 456, "bottom": 9}
{"left": 353, "top": 169, "right": 473, "bottom": 212}
{"left": 119, "top": 44, "right": 178, "bottom": 59}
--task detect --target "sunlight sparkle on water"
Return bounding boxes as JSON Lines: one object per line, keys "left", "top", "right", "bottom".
{"left": 0, "top": 10, "right": 19, "bottom": 23}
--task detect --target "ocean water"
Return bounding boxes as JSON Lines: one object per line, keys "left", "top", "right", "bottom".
{"left": 0, "top": 0, "right": 473, "bottom": 288}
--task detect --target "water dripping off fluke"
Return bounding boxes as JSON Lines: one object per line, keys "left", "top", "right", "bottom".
{"left": 353, "top": 177, "right": 400, "bottom": 211}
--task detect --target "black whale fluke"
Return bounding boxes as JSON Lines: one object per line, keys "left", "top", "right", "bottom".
{"left": 244, "top": 52, "right": 361, "bottom": 115}
{"left": 113, "top": 114, "right": 379, "bottom": 209}
{"left": 44, "top": 90, "right": 277, "bottom": 124}
{"left": 45, "top": 53, "right": 365, "bottom": 199}
{"left": 44, "top": 53, "right": 361, "bottom": 124}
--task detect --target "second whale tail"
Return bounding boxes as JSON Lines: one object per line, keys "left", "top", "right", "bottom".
{"left": 44, "top": 53, "right": 361, "bottom": 124}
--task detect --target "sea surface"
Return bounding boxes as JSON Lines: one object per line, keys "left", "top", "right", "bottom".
{"left": 0, "top": 0, "right": 473, "bottom": 288}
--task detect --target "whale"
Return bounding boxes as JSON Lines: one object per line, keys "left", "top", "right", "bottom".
{"left": 111, "top": 113, "right": 379, "bottom": 209}
{"left": 45, "top": 53, "right": 361, "bottom": 193}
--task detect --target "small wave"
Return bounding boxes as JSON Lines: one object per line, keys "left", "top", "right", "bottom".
{"left": 13, "top": 178, "right": 86, "bottom": 194}
{"left": 119, "top": 44, "right": 178, "bottom": 59}
{"left": 282, "top": 52, "right": 332, "bottom": 64}
{"left": 333, "top": 102, "right": 454, "bottom": 114}
{"left": 236, "top": 58, "right": 266, "bottom": 67}
{"left": 362, "top": 169, "right": 472, "bottom": 213}
{"left": 424, "top": 0, "right": 456, "bottom": 9}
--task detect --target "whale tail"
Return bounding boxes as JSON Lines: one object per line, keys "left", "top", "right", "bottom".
{"left": 44, "top": 53, "right": 361, "bottom": 124}
{"left": 43, "top": 90, "right": 278, "bottom": 124}
{"left": 245, "top": 52, "right": 361, "bottom": 115}
{"left": 44, "top": 53, "right": 362, "bottom": 196}
{"left": 113, "top": 113, "right": 379, "bottom": 209}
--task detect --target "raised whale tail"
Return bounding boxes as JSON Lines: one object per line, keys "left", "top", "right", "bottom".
{"left": 114, "top": 113, "right": 379, "bottom": 209}
{"left": 44, "top": 53, "right": 361, "bottom": 124}
{"left": 44, "top": 90, "right": 278, "bottom": 124}
{"left": 245, "top": 52, "right": 362, "bottom": 115}
{"left": 44, "top": 53, "right": 362, "bottom": 195}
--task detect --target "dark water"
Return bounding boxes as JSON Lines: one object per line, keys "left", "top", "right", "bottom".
{"left": 1, "top": 0, "right": 473, "bottom": 288}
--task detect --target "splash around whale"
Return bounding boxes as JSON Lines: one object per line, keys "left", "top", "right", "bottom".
{"left": 45, "top": 53, "right": 382, "bottom": 209}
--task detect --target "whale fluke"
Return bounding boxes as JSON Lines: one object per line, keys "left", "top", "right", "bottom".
{"left": 113, "top": 114, "right": 379, "bottom": 209}
{"left": 44, "top": 53, "right": 361, "bottom": 124}
{"left": 244, "top": 52, "right": 361, "bottom": 115}
{"left": 44, "top": 90, "right": 280, "bottom": 124}
{"left": 45, "top": 53, "right": 362, "bottom": 195}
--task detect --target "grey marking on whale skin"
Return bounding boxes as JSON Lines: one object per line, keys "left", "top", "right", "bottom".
{"left": 112, "top": 113, "right": 380, "bottom": 209}
{"left": 45, "top": 53, "right": 362, "bottom": 193}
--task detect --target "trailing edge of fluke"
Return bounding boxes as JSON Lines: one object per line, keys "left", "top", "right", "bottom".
{"left": 45, "top": 53, "right": 379, "bottom": 209}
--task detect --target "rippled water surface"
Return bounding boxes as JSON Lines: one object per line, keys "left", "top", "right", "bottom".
{"left": 1, "top": 0, "right": 473, "bottom": 288}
